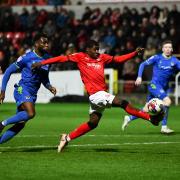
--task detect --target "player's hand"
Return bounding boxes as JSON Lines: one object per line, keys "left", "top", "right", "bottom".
{"left": 31, "top": 62, "right": 42, "bottom": 69}
{"left": 136, "top": 47, "right": 145, "bottom": 55}
{"left": 0, "top": 90, "right": 5, "bottom": 104}
{"left": 49, "top": 86, "right": 57, "bottom": 96}
{"left": 135, "top": 77, "right": 142, "bottom": 86}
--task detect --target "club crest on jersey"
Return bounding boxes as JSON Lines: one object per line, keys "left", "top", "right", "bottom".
{"left": 87, "top": 63, "right": 101, "bottom": 69}
{"left": 171, "top": 62, "right": 175, "bottom": 66}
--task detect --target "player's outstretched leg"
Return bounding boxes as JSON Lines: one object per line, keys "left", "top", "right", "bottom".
{"left": 122, "top": 105, "right": 148, "bottom": 130}
{"left": 0, "top": 122, "right": 25, "bottom": 144}
{"left": 57, "top": 112, "right": 102, "bottom": 152}
{"left": 122, "top": 114, "right": 142, "bottom": 131}
{"left": 112, "top": 96, "right": 164, "bottom": 126}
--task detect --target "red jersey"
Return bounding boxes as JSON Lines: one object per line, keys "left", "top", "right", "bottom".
{"left": 41, "top": 51, "right": 137, "bottom": 95}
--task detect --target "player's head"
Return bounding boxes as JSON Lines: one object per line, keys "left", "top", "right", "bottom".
{"left": 162, "top": 40, "right": 173, "bottom": 57}
{"left": 86, "top": 40, "right": 100, "bottom": 59}
{"left": 33, "top": 33, "right": 49, "bottom": 53}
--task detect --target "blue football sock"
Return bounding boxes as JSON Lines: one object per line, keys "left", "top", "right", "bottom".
{"left": 2, "top": 111, "right": 29, "bottom": 126}
{"left": 162, "top": 106, "right": 169, "bottom": 126}
{"left": 129, "top": 115, "right": 138, "bottom": 121}
{"left": 0, "top": 130, "right": 16, "bottom": 144}
{"left": 0, "top": 122, "right": 25, "bottom": 144}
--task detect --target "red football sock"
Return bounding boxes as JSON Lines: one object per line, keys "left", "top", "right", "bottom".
{"left": 125, "top": 104, "right": 150, "bottom": 120}
{"left": 69, "top": 122, "right": 92, "bottom": 140}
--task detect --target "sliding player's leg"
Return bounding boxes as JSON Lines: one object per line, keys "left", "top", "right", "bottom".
{"left": 122, "top": 93, "right": 153, "bottom": 131}
{"left": 122, "top": 103, "right": 149, "bottom": 131}
{"left": 112, "top": 95, "right": 164, "bottom": 126}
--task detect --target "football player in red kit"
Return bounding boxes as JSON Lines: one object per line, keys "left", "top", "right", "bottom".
{"left": 32, "top": 40, "right": 163, "bottom": 152}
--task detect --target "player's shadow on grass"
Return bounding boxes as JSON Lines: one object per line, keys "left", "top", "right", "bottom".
{"left": 126, "top": 132, "right": 177, "bottom": 136}
{"left": 94, "top": 148, "right": 120, "bottom": 152}
{"left": 22, "top": 146, "right": 57, "bottom": 152}
{"left": 0, "top": 146, "right": 57, "bottom": 152}
{"left": 94, "top": 148, "right": 172, "bottom": 155}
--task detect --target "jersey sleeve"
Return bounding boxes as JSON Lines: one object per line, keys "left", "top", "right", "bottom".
{"left": 41, "top": 55, "right": 68, "bottom": 65}
{"left": 1, "top": 63, "right": 19, "bottom": 91}
{"left": 174, "top": 58, "right": 180, "bottom": 70}
{"left": 40, "top": 68, "right": 51, "bottom": 89}
{"left": 101, "top": 54, "right": 114, "bottom": 64}
{"left": 144, "top": 55, "right": 158, "bottom": 65}
{"left": 138, "top": 55, "right": 158, "bottom": 78}
{"left": 102, "top": 51, "right": 137, "bottom": 64}
{"left": 113, "top": 51, "right": 137, "bottom": 63}
{"left": 67, "top": 53, "right": 82, "bottom": 62}
{"left": 14, "top": 55, "right": 26, "bottom": 69}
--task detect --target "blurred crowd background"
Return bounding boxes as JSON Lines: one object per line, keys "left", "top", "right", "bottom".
{"left": 0, "top": 1, "right": 179, "bottom": 81}
{"left": 0, "top": 0, "right": 73, "bottom": 6}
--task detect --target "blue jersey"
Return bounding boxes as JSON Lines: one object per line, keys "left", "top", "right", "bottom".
{"left": 1, "top": 50, "right": 51, "bottom": 95}
{"left": 138, "top": 54, "right": 180, "bottom": 89}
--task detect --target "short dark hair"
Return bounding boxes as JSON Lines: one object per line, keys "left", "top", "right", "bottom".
{"left": 33, "top": 33, "right": 48, "bottom": 44}
{"left": 86, "top": 40, "right": 99, "bottom": 49}
{"left": 162, "top": 40, "right": 173, "bottom": 46}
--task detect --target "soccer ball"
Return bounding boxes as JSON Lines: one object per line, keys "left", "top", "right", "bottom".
{"left": 147, "top": 98, "right": 164, "bottom": 115}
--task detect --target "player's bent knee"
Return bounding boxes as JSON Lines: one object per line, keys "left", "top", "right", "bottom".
{"left": 112, "top": 96, "right": 129, "bottom": 108}
{"left": 27, "top": 112, "right": 36, "bottom": 119}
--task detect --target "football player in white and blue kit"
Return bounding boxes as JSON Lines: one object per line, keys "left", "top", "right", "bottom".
{"left": 122, "top": 40, "right": 180, "bottom": 134}
{"left": 0, "top": 33, "right": 56, "bottom": 144}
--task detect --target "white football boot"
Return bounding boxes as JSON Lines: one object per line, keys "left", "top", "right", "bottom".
{"left": 122, "top": 115, "right": 131, "bottom": 131}
{"left": 57, "top": 134, "right": 68, "bottom": 152}
{"left": 161, "top": 126, "right": 174, "bottom": 134}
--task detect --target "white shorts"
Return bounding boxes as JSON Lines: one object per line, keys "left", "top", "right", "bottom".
{"left": 89, "top": 91, "right": 115, "bottom": 114}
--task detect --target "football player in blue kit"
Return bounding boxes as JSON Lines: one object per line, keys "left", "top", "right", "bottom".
{"left": 122, "top": 40, "right": 180, "bottom": 134}
{"left": 0, "top": 33, "right": 56, "bottom": 144}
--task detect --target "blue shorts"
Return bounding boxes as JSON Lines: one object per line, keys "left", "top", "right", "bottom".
{"left": 147, "top": 83, "right": 168, "bottom": 102}
{"left": 14, "top": 84, "right": 37, "bottom": 108}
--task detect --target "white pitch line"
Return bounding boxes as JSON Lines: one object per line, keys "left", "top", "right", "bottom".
{"left": 0, "top": 142, "right": 180, "bottom": 150}
{"left": 16, "top": 134, "right": 164, "bottom": 138}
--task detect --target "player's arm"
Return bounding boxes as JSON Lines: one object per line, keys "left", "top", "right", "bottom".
{"left": 135, "top": 55, "right": 157, "bottom": 86}
{"left": 31, "top": 56, "right": 68, "bottom": 69}
{"left": 0, "top": 63, "right": 19, "bottom": 104}
{"left": 114, "top": 48, "right": 144, "bottom": 63}
{"left": 174, "top": 58, "right": 180, "bottom": 70}
{"left": 40, "top": 69, "right": 57, "bottom": 96}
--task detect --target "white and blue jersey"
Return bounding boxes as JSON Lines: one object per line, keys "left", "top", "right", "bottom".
{"left": 138, "top": 54, "right": 180, "bottom": 100}
{"left": 1, "top": 50, "right": 51, "bottom": 107}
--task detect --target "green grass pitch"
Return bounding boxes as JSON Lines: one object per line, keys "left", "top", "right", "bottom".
{"left": 0, "top": 103, "right": 180, "bottom": 180}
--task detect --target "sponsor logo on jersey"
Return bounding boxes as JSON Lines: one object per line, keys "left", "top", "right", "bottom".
{"left": 87, "top": 63, "right": 101, "bottom": 69}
